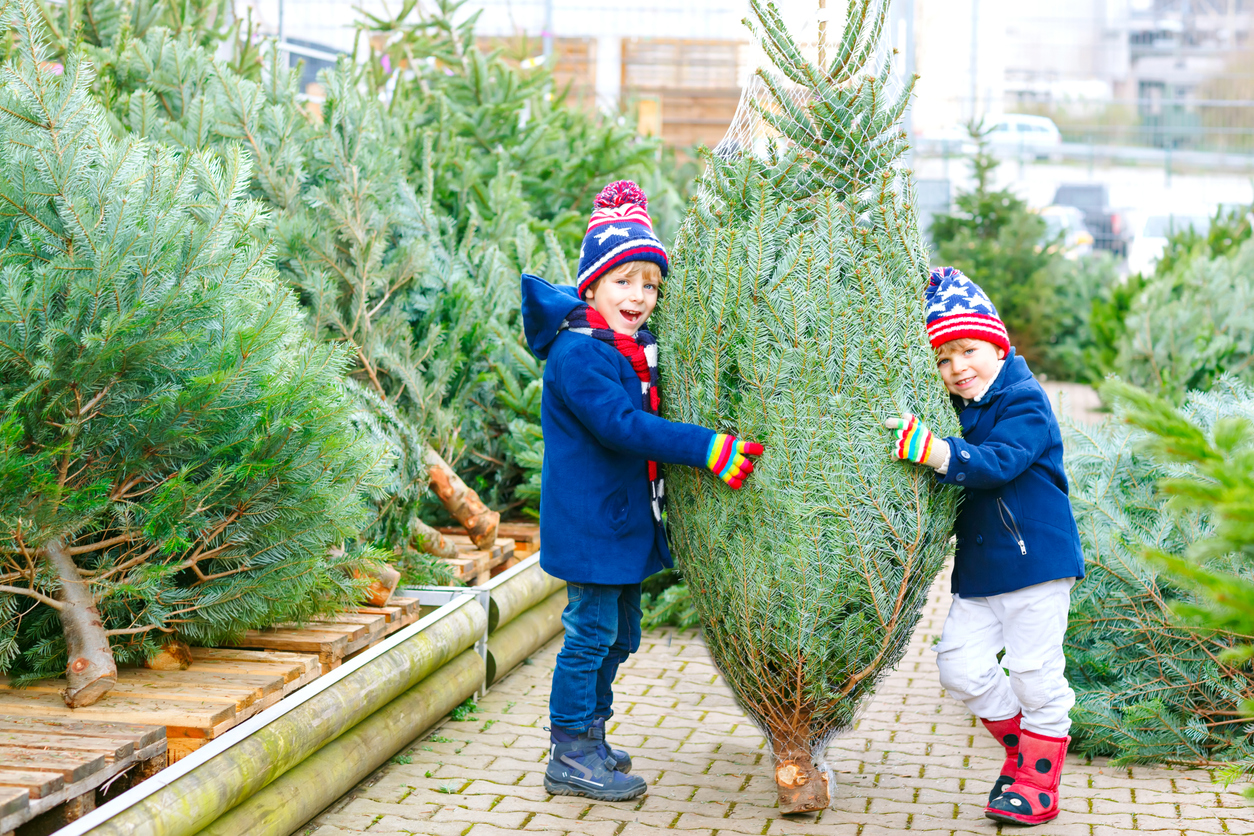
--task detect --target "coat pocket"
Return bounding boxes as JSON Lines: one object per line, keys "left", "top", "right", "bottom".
{"left": 996, "top": 497, "right": 1027, "bottom": 556}
{"left": 605, "top": 488, "right": 631, "bottom": 532}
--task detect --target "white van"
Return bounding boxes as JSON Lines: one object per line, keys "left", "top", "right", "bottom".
{"left": 986, "top": 114, "right": 1063, "bottom": 160}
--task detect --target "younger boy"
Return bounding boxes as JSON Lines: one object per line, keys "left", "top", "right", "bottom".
{"left": 884, "top": 266, "right": 1085, "bottom": 826}
{"left": 521, "top": 180, "right": 763, "bottom": 802}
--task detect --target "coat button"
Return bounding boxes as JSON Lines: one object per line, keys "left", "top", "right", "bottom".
{"left": 976, "top": 534, "right": 984, "bottom": 545}
{"left": 960, "top": 450, "right": 971, "bottom": 460}
{"left": 956, "top": 473, "right": 966, "bottom": 482}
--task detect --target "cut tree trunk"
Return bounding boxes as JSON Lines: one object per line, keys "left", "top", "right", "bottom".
{"left": 144, "top": 640, "right": 193, "bottom": 671}
{"left": 44, "top": 538, "right": 117, "bottom": 707}
{"left": 410, "top": 516, "right": 460, "bottom": 561}
{"left": 353, "top": 562, "right": 401, "bottom": 607}
{"left": 771, "top": 734, "right": 830, "bottom": 814}
{"left": 423, "top": 445, "right": 498, "bottom": 549}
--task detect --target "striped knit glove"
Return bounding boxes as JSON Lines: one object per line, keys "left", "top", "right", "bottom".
{"left": 884, "top": 414, "right": 948, "bottom": 470}
{"left": 706, "top": 434, "right": 764, "bottom": 490}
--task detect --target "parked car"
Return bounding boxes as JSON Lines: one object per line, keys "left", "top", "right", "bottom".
{"left": 1039, "top": 205, "right": 1094, "bottom": 259}
{"left": 986, "top": 114, "right": 1063, "bottom": 161}
{"left": 1126, "top": 212, "right": 1213, "bottom": 276}
{"left": 1051, "top": 183, "right": 1131, "bottom": 257}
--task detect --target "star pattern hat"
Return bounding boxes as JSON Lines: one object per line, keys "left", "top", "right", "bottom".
{"left": 576, "top": 180, "right": 669, "bottom": 299}
{"left": 923, "top": 266, "right": 1011, "bottom": 353}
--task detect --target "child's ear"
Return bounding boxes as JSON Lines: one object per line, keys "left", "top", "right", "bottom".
{"left": 997, "top": 348, "right": 1006, "bottom": 360}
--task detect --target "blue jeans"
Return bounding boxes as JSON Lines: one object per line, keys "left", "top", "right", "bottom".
{"left": 549, "top": 581, "right": 642, "bottom": 733}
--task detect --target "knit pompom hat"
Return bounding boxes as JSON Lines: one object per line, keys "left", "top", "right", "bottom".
{"left": 576, "top": 180, "right": 669, "bottom": 299}
{"left": 924, "top": 266, "right": 1010, "bottom": 354}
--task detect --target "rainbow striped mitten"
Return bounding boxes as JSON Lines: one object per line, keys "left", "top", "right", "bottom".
{"left": 884, "top": 414, "right": 940, "bottom": 467}
{"left": 706, "top": 434, "right": 764, "bottom": 490}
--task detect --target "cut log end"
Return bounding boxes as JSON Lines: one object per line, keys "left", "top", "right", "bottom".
{"left": 774, "top": 759, "right": 830, "bottom": 814}
{"left": 62, "top": 670, "right": 117, "bottom": 708}
{"left": 145, "top": 640, "right": 194, "bottom": 671}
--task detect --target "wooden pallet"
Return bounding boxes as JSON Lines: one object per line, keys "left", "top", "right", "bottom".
{"left": 0, "top": 647, "right": 320, "bottom": 768}
{"left": 497, "top": 522, "right": 540, "bottom": 558}
{"left": 227, "top": 597, "right": 428, "bottom": 676}
{"left": 0, "top": 715, "right": 166, "bottom": 834}
{"left": 433, "top": 535, "right": 516, "bottom": 585}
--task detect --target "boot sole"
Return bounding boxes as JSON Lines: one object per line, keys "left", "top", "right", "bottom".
{"left": 985, "top": 807, "right": 1059, "bottom": 826}
{"left": 544, "top": 775, "right": 646, "bottom": 802}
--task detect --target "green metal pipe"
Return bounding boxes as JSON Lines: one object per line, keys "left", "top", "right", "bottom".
{"left": 486, "top": 588, "right": 566, "bottom": 685}
{"left": 84, "top": 599, "right": 486, "bottom": 836}
{"left": 195, "top": 649, "right": 484, "bottom": 836}
{"left": 487, "top": 560, "right": 564, "bottom": 633}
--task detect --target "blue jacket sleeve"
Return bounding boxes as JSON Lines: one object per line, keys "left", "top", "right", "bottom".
{"left": 938, "top": 387, "right": 1052, "bottom": 490}
{"left": 553, "top": 339, "right": 717, "bottom": 468}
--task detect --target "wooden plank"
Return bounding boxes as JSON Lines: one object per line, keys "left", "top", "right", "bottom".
{"left": 0, "top": 732, "right": 133, "bottom": 761}
{"left": 0, "top": 748, "right": 104, "bottom": 782}
{"left": 0, "top": 690, "right": 233, "bottom": 735}
{"left": 229, "top": 629, "right": 349, "bottom": 656}
{"left": 8, "top": 673, "right": 278, "bottom": 714}
{"left": 0, "top": 786, "right": 27, "bottom": 819}
{"left": 0, "top": 768, "right": 62, "bottom": 800}
{"left": 496, "top": 522, "right": 540, "bottom": 546}
{"left": 271, "top": 618, "right": 370, "bottom": 642}
{"left": 0, "top": 717, "right": 163, "bottom": 749}
{"left": 188, "top": 648, "right": 319, "bottom": 681}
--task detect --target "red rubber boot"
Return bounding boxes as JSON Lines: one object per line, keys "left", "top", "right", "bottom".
{"left": 985, "top": 729, "right": 1070, "bottom": 825}
{"left": 979, "top": 713, "right": 1022, "bottom": 804}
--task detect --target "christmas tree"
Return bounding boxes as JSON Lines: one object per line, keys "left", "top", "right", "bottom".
{"left": 656, "top": 0, "right": 959, "bottom": 812}
{"left": 1063, "top": 379, "right": 1253, "bottom": 784}
{"left": 0, "top": 1, "right": 381, "bottom": 706}
{"left": 102, "top": 31, "right": 511, "bottom": 555}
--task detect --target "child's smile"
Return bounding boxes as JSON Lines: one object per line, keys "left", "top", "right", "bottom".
{"left": 936, "top": 339, "right": 1005, "bottom": 398}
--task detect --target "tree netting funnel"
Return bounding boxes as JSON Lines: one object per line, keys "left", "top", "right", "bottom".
{"left": 658, "top": 0, "right": 959, "bottom": 814}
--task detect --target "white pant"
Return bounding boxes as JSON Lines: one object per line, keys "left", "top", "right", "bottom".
{"left": 933, "top": 578, "right": 1076, "bottom": 737}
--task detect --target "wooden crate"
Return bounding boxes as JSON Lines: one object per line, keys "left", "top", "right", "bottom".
{"left": 0, "top": 647, "right": 320, "bottom": 767}
{"left": 226, "top": 597, "right": 427, "bottom": 676}
{"left": 497, "top": 522, "right": 541, "bottom": 559}
{"left": 0, "top": 715, "right": 165, "bottom": 834}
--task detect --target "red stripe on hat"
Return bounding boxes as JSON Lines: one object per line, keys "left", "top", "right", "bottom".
{"left": 587, "top": 205, "right": 653, "bottom": 232}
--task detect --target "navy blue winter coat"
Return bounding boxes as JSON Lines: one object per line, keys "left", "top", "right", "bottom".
{"left": 521, "top": 274, "right": 717, "bottom": 585}
{"left": 938, "top": 349, "right": 1086, "bottom": 597}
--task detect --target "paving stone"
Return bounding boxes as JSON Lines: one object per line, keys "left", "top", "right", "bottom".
{"left": 307, "top": 565, "right": 1246, "bottom": 836}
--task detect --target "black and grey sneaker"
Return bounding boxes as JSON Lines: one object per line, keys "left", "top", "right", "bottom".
{"left": 590, "top": 717, "right": 632, "bottom": 774}
{"left": 544, "top": 727, "right": 647, "bottom": 801}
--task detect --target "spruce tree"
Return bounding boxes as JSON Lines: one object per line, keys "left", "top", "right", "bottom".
{"left": 0, "top": 1, "right": 381, "bottom": 706}
{"left": 657, "top": 0, "right": 959, "bottom": 812}
{"left": 1063, "top": 379, "right": 1254, "bottom": 785}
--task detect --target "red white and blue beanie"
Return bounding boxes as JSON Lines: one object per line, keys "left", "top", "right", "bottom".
{"left": 924, "top": 266, "right": 1010, "bottom": 354}
{"left": 576, "top": 180, "right": 669, "bottom": 299}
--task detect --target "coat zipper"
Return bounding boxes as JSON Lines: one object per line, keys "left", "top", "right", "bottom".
{"left": 996, "top": 498, "right": 1027, "bottom": 555}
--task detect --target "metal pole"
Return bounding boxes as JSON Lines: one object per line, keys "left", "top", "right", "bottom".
{"left": 543, "top": 0, "right": 553, "bottom": 64}
{"left": 278, "top": 0, "right": 286, "bottom": 70}
{"left": 969, "top": 0, "right": 979, "bottom": 122}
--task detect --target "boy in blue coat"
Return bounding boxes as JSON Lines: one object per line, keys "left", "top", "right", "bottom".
{"left": 884, "top": 267, "right": 1085, "bottom": 826}
{"left": 521, "top": 180, "right": 763, "bottom": 802}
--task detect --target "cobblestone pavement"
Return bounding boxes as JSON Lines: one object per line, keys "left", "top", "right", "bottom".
{"left": 308, "top": 571, "right": 1252, "bottom": 836}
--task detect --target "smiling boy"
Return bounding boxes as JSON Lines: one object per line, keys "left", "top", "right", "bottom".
{"left": 521, "top": 181, "right": 763, "bottom": 801}
{"left": 884, "top": 267, "right": 1086, "bottom": 826}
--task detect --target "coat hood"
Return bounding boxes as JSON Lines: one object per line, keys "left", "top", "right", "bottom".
{"left": 522, "top": 273, "right": 583, "bottom": 360}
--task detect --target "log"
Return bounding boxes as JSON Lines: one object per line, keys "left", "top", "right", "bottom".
{"left": 85, "top": 598, "right": 486, "bottom": 836}
{"left": 353, "top": 563, "right": 401, "bottom": 607}
{"left": 409, "top": 516, "right": 460, "bottom": 561}
{"left": 45, "top": 538, "right": 117, "bottom": 708}
{"left": 144, "top": 641, "right": 193, "bottom": 672}
{"left": 771, "top": 736, "right": 830, "bottom": 814}
{"left": 485, "top": 560, "right": 565, "bottom": 633}
{"left": 197, "top": 648, "right": 483, "bottom": 836}
{"left": 486, "top": 588, "right": 567, "bottom": 685}
{"left": 424, "top": 445, "right": 499, "bottom": 549}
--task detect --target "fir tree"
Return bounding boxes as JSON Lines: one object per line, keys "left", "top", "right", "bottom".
{"left": 0, "top": 0, "right": 382, "bottom": 706}
{"left": 1063, "top": 379, "right": 1254, "bottom": 787}
{"left": 657, "top": 0, "right": 959, "bottom": 812}
{"left": 101, "top": 31, "right": 517, "bottom": 555}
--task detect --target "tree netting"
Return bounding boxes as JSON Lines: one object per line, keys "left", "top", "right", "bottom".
{"left": 657, "top": 0, "right": 958, "bottom": 813}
